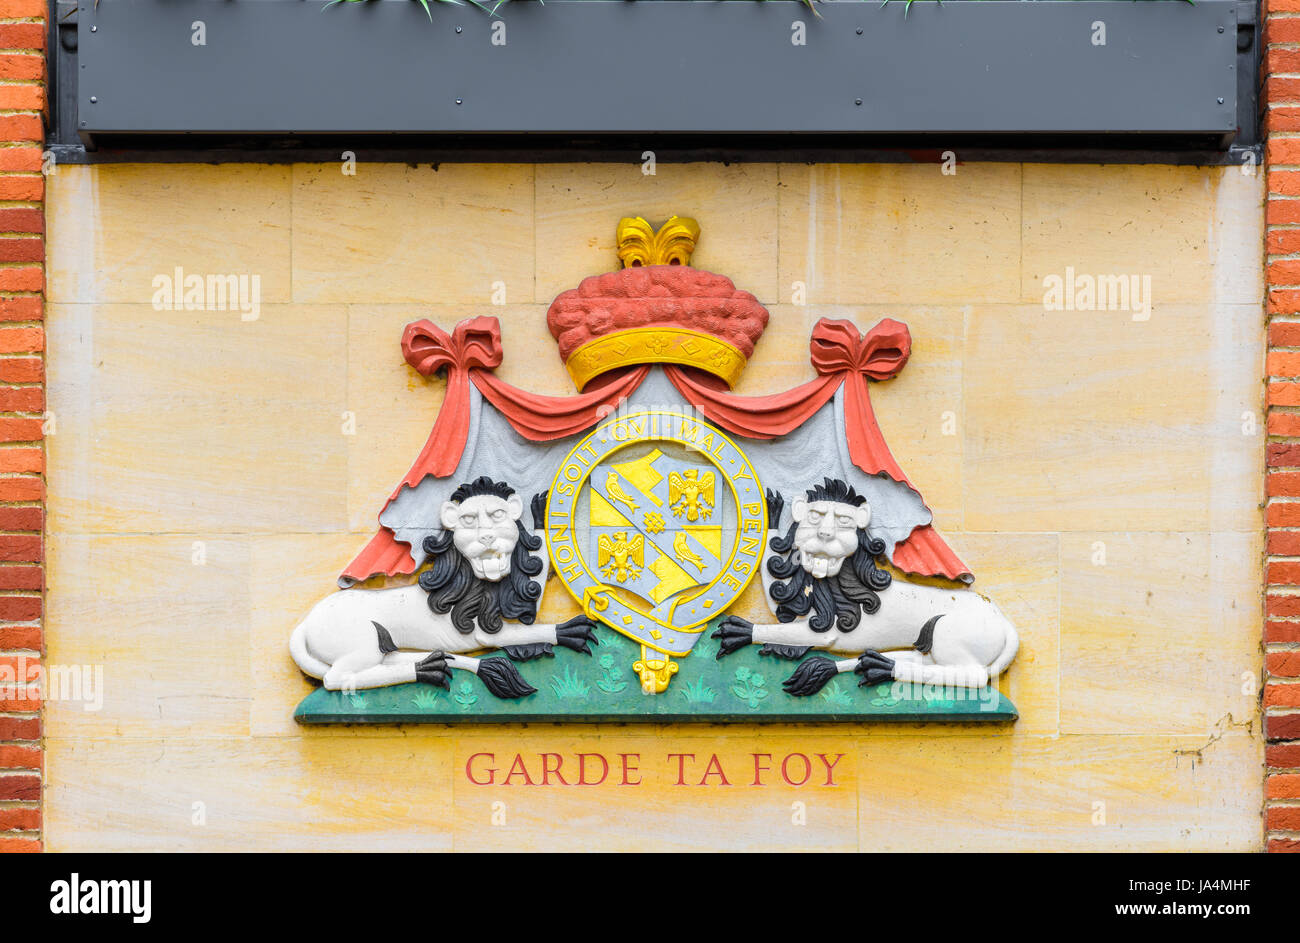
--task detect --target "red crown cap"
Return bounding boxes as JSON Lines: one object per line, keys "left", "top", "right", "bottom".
{"left": 546, "top": 265, "right": 770, "bottom": 390}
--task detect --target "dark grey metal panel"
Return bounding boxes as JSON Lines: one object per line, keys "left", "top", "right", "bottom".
{"left": 76, "top": 0, "right": 1239, "bottom": 136}
{"left": 1235, "top": 0, "right": 1260, "bottom": 148}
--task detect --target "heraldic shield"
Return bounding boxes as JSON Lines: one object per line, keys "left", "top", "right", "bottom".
{"left": 289, "top": 216, "right": 1021, "bottom": 723}
{"left": 548, "top": 410, "right": 766, "bottom": 661}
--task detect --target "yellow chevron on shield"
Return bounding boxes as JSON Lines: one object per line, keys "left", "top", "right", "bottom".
{"left": 647, "top": 552, "right": 695, "bottom": 604}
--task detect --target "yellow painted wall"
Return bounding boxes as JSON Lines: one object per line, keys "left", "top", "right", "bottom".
{"left": 42, "top": 161, "right": 1265, "bottom": 851}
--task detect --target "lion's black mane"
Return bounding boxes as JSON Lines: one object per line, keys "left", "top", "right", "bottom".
{"left": 417, "top": 477, "right": 544, "bottom": 635}
{"left": 766, "top": 479, "right": 893, "bottom": 633}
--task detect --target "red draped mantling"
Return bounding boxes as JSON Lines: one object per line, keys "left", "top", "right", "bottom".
{"left": 341, "top": 315, "right": 970, "bottom": 584}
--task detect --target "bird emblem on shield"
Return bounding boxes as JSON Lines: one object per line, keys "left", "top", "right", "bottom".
{"left": 668, "top": 468, "right": 715, "bottom": 522}
{"left": 596, "top": 531, "right": 644, "bottom": 583}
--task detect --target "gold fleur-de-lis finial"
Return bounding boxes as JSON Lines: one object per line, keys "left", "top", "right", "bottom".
{"left": 616, "top": 215, "right": 700, "bottom": 268}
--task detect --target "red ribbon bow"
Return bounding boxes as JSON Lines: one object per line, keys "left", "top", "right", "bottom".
{"left": 390, "top": 316, "right": 505, "bottom": 496}
{"left": 805, "top": 317, "right": 912, "bottom": 488}
{"left": 810, "top": 317, "right": 911, "bottom": 381}
{"left": 402, "top": 316, "right": 503, "bottom": 377}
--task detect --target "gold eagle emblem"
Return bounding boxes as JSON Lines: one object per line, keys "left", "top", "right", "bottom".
{"left": 668, "top": 468, "right": 715, "bottom": 522}
{"left": 598, "top": 530, "right": 644, "bottom": 583}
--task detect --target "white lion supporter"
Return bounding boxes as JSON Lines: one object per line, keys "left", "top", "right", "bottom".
{"left": 290, "top": 477, "right": 598, "bottom": 699}
{"left": 713, "top": 479, "right": 1018, "bottom": 695}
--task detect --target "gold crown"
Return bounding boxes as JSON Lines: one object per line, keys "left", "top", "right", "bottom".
{"left": 616, "top": 216, "right": 700, "bottom": 268}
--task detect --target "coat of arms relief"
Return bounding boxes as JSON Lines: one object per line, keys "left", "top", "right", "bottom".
{"left": 290, "top": 217, "right": 1020, "bottom": 722}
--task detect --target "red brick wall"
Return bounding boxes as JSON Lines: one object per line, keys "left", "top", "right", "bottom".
{"left": 0, "top": 0, "right": 43, "bottom": 854}
{"left": 1267, "top": 0, "right": 1300, "bottom": 855}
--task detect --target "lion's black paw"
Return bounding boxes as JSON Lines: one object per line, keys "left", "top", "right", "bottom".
{"left": 854, "top": 650, "right": 896, "bottom": 687}
{"left": 712, "top": 616, "right": 754, "bottom": 659}
{"left": 415, "top": 651, "right": 450, "bottom": 689}
{"left": 555, "top": 616, "right": 599, "bottom": 655}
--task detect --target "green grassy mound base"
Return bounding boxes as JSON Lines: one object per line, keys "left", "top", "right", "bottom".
{"left": 294, "top": 620, "right": 1017, "bottom": 724}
